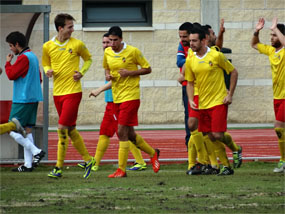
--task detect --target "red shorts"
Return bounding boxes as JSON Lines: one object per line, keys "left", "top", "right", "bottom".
{"left": 53, "top": 92, "right": 82, "bottom": 127}
{"left": 99, "top": 102, "right": 118, "bottom": 137}
{"left": 198, "top": 104, "right": 228, "bottom": 133}
{"left": 188, "top": 95, "right": 200, "bottom": 119}
{"left": 113, "top": 100, "right": 140, "bottom": 126}
{"left": 274, "top": 99, "right": 285, "bottom": 122}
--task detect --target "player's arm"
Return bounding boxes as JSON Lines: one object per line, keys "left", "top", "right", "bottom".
{"left": 271, "top": 17, "right": 285, "bottom": 47}
{"left": 215, "top": 18, "right": 225, "bottom": 50}
{"left": 176, "top": 43, "right": 186, "bottom": 68}
{"left": 251, "top": 18, "right": 265, "bottom": 50}
{"left": 186, "top": 81, "right": 197, "bottom": 110}
{"left": 178, "top": 64, "right": 186, "bottom": 85}
{"left": 5, "top": 54, "right": 29, "bottom": 80}
{"left": 89, "top": 81, "right": 112, "bottom": 98}
{"left": 119, "top": 67, "right": 151, "bottom": 77}
{"left": 42, "top": 44, "right": 53, "bottom": 78}
{"left": 223, "top": 68, "right": 238, "bottom": 105}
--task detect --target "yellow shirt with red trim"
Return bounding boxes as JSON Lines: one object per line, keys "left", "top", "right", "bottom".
{"left": 185, "top": 47, "right": 235, "bottom": 109}
{"left": 257, "top": 43, "right": 285, "bottom": 99}
{"left": 103, "top": 43, "right": 150, "bottom": 103}
{"left": 42, "top": 37, "right": 92, "bottom": 96}
{"left": 186, "top": 49, "right": 199, "bottom": 96}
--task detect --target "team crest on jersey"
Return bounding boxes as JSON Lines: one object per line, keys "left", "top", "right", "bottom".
{"left": 69, "top": 48, "right": 73, "bottom": 54}
{"left": 209, "top": 61, "right": 213, "bottom": 66}
{"left": 122, "top": 57, "right": 126, "bottom": 63}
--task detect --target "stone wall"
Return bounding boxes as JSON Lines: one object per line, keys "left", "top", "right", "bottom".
{"left": 23, "top": 0, "right": 285, "bottom": 125}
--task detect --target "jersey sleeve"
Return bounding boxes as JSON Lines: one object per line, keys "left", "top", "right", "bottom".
{"left": 134, "top": 48, "right": 150, "bottom": 68}
{"left": 176, "top": 42, "right": 186, "bottom": 68}
{"left": 218, "top": 52, "right": 235, "bottom": 75}
{"left": 5, "top": 54, "right": 29, "bottom": 80}
{"left": 184, "top": 58, "right": 195, "bottom": 82}
{"left": 257, "top": 43, "right": 274, "bottom": 56}
{"left": 42, "top": 42, "right": 52, "bottom": 73}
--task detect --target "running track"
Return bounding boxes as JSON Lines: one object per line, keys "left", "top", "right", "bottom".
{"left": 48, "top": 129, "right": 280, "bottom": 162}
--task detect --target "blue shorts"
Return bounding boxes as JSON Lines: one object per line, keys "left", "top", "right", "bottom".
{"left": 9, "top": 103, "right": 39, "bottom": 127}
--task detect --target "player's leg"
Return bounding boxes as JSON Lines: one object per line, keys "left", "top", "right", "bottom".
{"left": 128, "top": 143, "right": 147, "bottom": 171}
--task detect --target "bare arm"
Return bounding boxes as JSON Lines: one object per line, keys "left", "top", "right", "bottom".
{"left": 89, "top": 81, "right": 112, "bottom": 98}
{"left": 251, "top": 18, "right": 265, "bottom": 50}
{"left": 216, "top": 18, "right": 225, "bottom": 50}
{"left": 223, "top": 68, "right": 238, "bottom": 105}
{"left": 186, "top": 81, "right": 197, "bottom": 110}
{"left": 178, "top": 64, "right": 186, "bottom": 85}
{"left": 271, "top": 17, "right": 285, "bottom": 47}
{"left": 119, "top": 67, "right": 151, "bottom": 77}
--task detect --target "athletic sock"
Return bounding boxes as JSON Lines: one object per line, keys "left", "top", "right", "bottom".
{"left": 133, "top": 134, "right": 155, "bottom": 157}
{"left": 188, "top": 136, "right": 197, "bottom": 170}
{"left": 191, "top": 129, "right": 207, "bottom": 165}
{"left": 203, "top": 135, "right": 219, "bottom": 168}
{"left": 214, "top": 140, "right": 230, "bottom": 167}
{"left": 129, "top": 142, "right": 145, "bottom": 165}
{"left": 69, "top": 128, "right": 91, "bottom": 162}
{"left": 94, "top": 135, "right": 110, "bottom": 167}
{"left": 56, "top": 129, "right": 69, "bottom": 168}
{"left": 0, "top": 122, "right": 16, "bottom": 134}
{"left": 118, "top": 141, "right": 130, "bottom": 172}
{"left": 275, "top": 127, "right": 285, "bottom": 161}
{"left": 25, "top": 133, "right": 34, "bottom": 168}
{"left": 221, "top": 132, "right": 239, "bottom": 152}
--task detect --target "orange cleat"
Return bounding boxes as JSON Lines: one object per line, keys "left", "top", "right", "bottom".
{"left": 150, "top": 149, "right": 160, "bottom": 173}
{"left": 108, "top": 168, "right": 127, "bottom": 178}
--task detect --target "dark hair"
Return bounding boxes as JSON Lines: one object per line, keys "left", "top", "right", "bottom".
{"left": 103, "top": 32, "right": 110, "bottom": 38}
{"left": 6, "top": 31, "right": 26, "bottom": 48}
{"left": 193, "top": 22, "right": 202, "bottom": 28}
{"left": 179, "top": 22, "right": 193, "bottom": 34}
{"left": 54, "top": 13, "right": 75, "bottom": 32}
{"left": 190, "top": 27, "right": 206, "bottom": 41}
{"left": 202, "top": 25, "right": 211, "bottom": 35}
{"left": 108, "top": 26, "right": 122, "bottom": 38}
{"left": 277, "top": 24, "right": 285, "bottom": 35}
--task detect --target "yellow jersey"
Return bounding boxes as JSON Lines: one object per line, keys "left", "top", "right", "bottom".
{"left": 257, "top": 43, "right": 285, "bottom": 99}
{"left": 42, "top": 37, "right": 92, "bottom": 96}
{"left": 185, "top": 47, "right": 235, "bottom": 109}
{"left": 103, "top": 43, "right": 150, "bottom": 103}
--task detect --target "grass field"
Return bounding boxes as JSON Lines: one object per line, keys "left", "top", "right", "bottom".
{"left": 0, "top": 162, "right": 284, "bottom": 214}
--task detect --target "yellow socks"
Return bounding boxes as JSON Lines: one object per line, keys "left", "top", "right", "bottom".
{"left": 94, "top": 135, "right": 110, "bottom": 167}
{"left": 214, "top": 140, "right": 230, "bottom": 167}
{"left": 187, "top": 137, "right": 197, "bottom": 170}
{"left": 133, "top": 134, "right": 155, "bottom": 157}
{"left": 118, "top": 141, "right": 130, "bottom": 172}
{"left": 0, "top": 121, "right": 16, "bottom": 135}
{"left": 203, "top": 135, "right": 219, "bottom": 168}
{"left": 129, "top": 142, "right": 145, "bottom": 165}
{"left": 56, "top": 129, "right": 69, "bottom": 168}
{"left": 221, "top": 132, "right": 239, "bottom": 152}
{"left": 191, "top": 129, "right": 207, "bottom": 165}
{"left": 275, "top": 127, "right": 285, "bottom": 161}
{"left": 69, "top": 129, "right": 91, "bottom": 162}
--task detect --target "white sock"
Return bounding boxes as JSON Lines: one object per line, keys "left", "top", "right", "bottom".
{"left": 24, "top": 133, "right": 34, "bottom": 168}
{"left": 10, "top": 131, "right": 41, "bottom": 156}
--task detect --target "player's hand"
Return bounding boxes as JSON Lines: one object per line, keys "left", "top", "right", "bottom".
{"left": 223, "top": 94, "right": 232, "bottom": 105}
{"left": 220, "top": 18, "right": 225, "bottom": 33}
{"left": 46, "top": 69, "right": 54, "bottom": 78}
{"left": 73, "top": 71, "right": 82, "bottom": 81}
{"left": 255, "top": 18, "right": 265, "bottom": 32}
{"left": 189, "top": 99, "right": 198, "bottom": 110}
{"left": 177, "top": 74, "right": 185, "bottom": 85}
{"left": 118, "top": 68, "right": 130, "bottom": 77}
{"left": 6, "top": 53, "right": 14, "bottom": 62}
{"left": 270, "top": 17, "right": 278, "bottom": 31}
{"left": 89, "top": 89, "right": 101, "bottom": 98}
{"left": 106, "top": 74, "right": 113, "bottom": 81}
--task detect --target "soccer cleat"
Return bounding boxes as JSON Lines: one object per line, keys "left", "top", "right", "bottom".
{"left": 217, "top": 166, "right": 234, "bottom": 176}
{"left": 186, "top": 162, "right": 206, "bottom": 175}
{"left": 108, "top": 168, "right": 127, "bottom": 178}
{"left": 91, "top": 165, "right": 99, "bottom": 171}
{"left": 233, "top": 146, "right": 242, "bottom": 168}
{"left": 202, "top": 165, "right": 220, "bottom": 175}
{"left": 83, "top": 157, "right": 95, "bottom": 179}
{"left": 273, "top": 160, "right": 285, "bottom": 173}
{"left": 77, "top": 162, "right": 86, "bottom": 169}
{"left": 48, "top": 167, "right": 62, "bottom": 178}
{"left": 33, "top": 150, "right": 46, "bottom": 167}
{"left": 150, "top": 149, "right": 160, "bottom": 173}
{"left": 127, "top": 162, "right": 147, "bottom": 171}
{"left": 11, "top": 118, "right": 27, "bottom": 138}
{"left": 12, "top": 165, "right": 33, "bottom": 172}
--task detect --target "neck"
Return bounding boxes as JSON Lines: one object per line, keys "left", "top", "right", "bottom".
{"left": 196, "top": 46, "right": 207, "bottom": 57}
{"left": 115, "top": 43, "right": 124, "bottom": 53}
{"left": 275, "top": 46, "right": 283, "bottom": 52}
{"left": 56, "top": 34, "right": 67, "bottom": 43}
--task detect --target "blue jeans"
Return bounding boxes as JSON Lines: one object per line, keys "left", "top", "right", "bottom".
{"left": 182, "top": 85, "right": 191, "bottom": 148}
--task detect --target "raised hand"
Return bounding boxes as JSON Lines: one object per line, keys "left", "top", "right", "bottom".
{"left": 270, "top": 17, "right": 278, "bottom": 31}
{"left": 255, "top": 18, "right": 265, "bottom": 32}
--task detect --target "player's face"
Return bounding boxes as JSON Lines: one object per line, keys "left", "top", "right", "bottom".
{"left": 8, "top": 43, "right": 19, "bottom": 55}
{"left": 208, "top": 29, "right": 216, "bottom": 47}
{"left": 270, "top": 33, "right": 282, "bottom": 48}
{"left": 102, "top": 36, "right": 110, "bottom": 50}
{"left": 60, "top": 19, "right": 74, "bottom": 40}
{"left": 179, "top": 30, "right": 190, "bottom": 46}
{"left": 109, "top": 35, "right": 122, "bottom": 52}
{"left": 189, "top": 33, "right": 202, "bottom": 52}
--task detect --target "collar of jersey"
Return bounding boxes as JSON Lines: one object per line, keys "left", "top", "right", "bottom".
{"left": 51, "top": 36, "right": 69, "bottom": 47}
{"left": 113, "top": 42, "right": 127, "bottom": 54}
{"left": 194, "top": 46, "right": 210, "bottom": 59}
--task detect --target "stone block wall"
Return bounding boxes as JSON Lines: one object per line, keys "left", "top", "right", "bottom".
{"left": 23, "top": 0, "right": 285, "bottom": 125}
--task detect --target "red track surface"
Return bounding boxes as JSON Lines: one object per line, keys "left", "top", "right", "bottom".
{"left": 48, "top": 129, "right": 280, "bottom": 161}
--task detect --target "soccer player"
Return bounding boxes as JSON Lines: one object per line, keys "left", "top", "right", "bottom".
{"left": 185, "top": 27, "right": 238, "bottom": 176}
{"left": 103, "top": 26, "right": 160, "bottom": 178}
{"left": 177, "top": 22, "right": 193, "bottom": 149}
{"left": 0, "top": 31, "right": 45, "bottom": 172}
{"left": 77, "top": 33, "right": 147, "bottom": 172}
{"left": 42, "top": 13, "right": 95, "bottom": 179}
{"left": 251, "top": 17, "right": 285, "bottom": 173}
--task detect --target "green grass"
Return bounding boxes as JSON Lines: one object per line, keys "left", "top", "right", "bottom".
{"left": 0, "top": 162, "right": 284, "bottom": 214}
